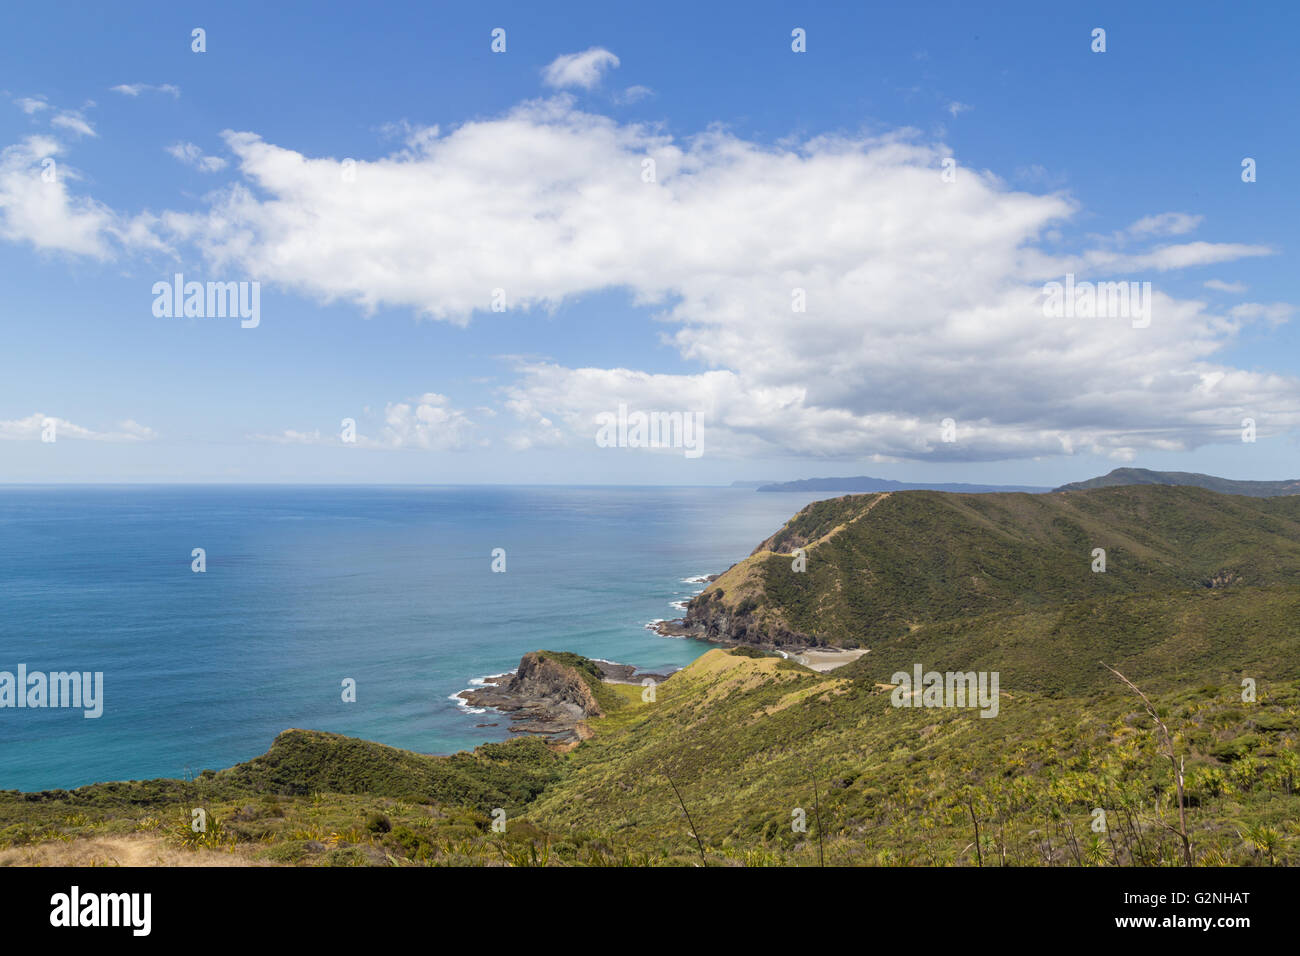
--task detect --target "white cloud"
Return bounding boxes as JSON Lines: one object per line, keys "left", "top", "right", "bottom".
{"left": 0, "top": 135, "right": 168, "bottom": 258}
{"left": 14, "top": 96, "right": 48, "bottom": 114}
{"left": 502, "top": 393, "right": 567, "bottom": 450}
{"left": 542, "top": 48, "right": 620, "bottom": 90}
{"left": 616, "top": 85, "right": 654, "bottom": 104}
{"left": 166, "top": 141, "right": 228, "bottom": 172}
{"left": 376, "top": 393, "right": 477, "bottom": 450}
{"left": 111, "top": 83, "right": 180, "bottom": 98}
{"left": 947, "top": 101, "right": 972, "bottom": 117}
{"left": 0, "top": 89, "right": 1295, "bottom": 463}
{"left": 50, "top": 111, "right": 96, "bottom": 138}
{"left": 115, "top": 419, "right": 158, "bottom": 440}
{"left": 1228, "top": 302, "right": 1294, "bottom": 326}
{"left": 1070, "top": 241, "right": 1272, "bottom": 274}
{"left": 0, "top": 413, "right": 156, "bottom": 441}
{"left": 249, "top": 428, "right": 329, "bottom": 445}
{"left": 0, "top": 136, "right": 116, "bottom": 257}
{"left": 1126, "top": 212, "right": 1203, "bottom": 237}
{"left": 1205, "top": 278, "right": 1247, "bottom": 293}
{"left": 152, "top": 98, "right": 1300, "bottom": 461}
{"left": 252, "top": 394, "right": 478, "bottom": 450}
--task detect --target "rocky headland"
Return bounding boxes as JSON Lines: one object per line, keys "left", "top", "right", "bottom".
{"left": 458, "top": 651, "right": 671, "bottom": 744}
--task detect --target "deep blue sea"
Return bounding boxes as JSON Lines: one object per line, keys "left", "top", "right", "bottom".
{"left": 0, "top": 485, "right": 834, "bottom": 792}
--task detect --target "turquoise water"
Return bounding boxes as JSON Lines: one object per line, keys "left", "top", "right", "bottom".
{"left": 0, "top": 485, "right": 833, "bottom": 791}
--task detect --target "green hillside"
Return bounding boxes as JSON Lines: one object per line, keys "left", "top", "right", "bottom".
{"left": 684, "top": 485, "right": 1300, "bottom": 650}
{"left": 6, "top": 649, "right": 1295, "bottom": 867}
{"left": 524, "top": 649, "right": 1300, "bottom": 866}
{"left": 4, "top": 484, "right": 1297, "bottom": 867}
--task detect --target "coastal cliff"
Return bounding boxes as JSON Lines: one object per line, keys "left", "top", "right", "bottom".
{"left": 663, "top": 485, "right": 1300, "bottom": 653}
{"left": 459, "top": 651, "right": 668, "bottom": 744}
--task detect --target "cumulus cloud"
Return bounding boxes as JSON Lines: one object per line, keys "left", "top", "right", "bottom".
{"left": 0, "top": 88, "right": 1295, "bottom": 462}
{"left": 14, "top": 96, "right": 48, "bottom": 114}
{"left": 166, "top": 141, "right": 227, "bottom": 172}
{"left": 542, "top": 48, "right": 620, "bottom": 89}
{"left": 149, "top": 97, "right": 1298, "bottom": 462}
{"left": 0, "top": 413, "right": 156, "bottom": 441}
{"left": 252, "top": 394, "right": 478, "bottom": 451}
{"left": 0, "top": 135, "right": 168, "bottom": 258}
{"left": 1205, "top": 278, "right": 1247, "bottom": 293}
{"left": 0, "top": 136, "right": 116, "bottom": 257}
{"left": 947, "top": 101, "right": 972, "bottom": 117}
{"left": 376, "top": 393, "right": 477, "bottom": 449}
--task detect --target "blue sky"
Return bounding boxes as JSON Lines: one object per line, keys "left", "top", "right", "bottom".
{"left": 1, "top": 0, "right": 1297, "bottom": 484}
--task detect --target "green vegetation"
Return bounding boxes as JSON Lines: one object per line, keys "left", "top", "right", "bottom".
{"left": 694, "top": 485, "right": 1300, "bottom": 649}
{"left": 1054, "top": 467, "right": 1300, "bottom": 497}
{"left": 2, "top": 647, "right": 1296, "bottom": 866}
{"left": 525, "top": 650, "right": 1300, "bottom": 866}
{"left": 3, "top": 485, "right": 1297, "bottom": 866}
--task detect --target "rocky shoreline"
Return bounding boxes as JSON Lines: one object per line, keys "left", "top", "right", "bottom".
{"left": 653, "top": 574, "right": 868, "bottom": 672}
{"left": 652, "top": 615, "right": 867, "bottom": 672}
{"left": 454, "top": 567, "right": 868, "bottom": 746}
{"left": 457, "top": 652, "right": 672, "bottom": 745}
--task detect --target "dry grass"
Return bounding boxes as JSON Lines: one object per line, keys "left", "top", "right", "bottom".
{"left": 0, "top": 834, "right": 274, "bottom": 867}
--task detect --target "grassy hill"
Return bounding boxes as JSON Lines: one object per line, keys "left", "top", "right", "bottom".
{"left": 6, "top": 649, "right": 1295, "bottom": 866}
{"left": 1054, "top": 467, "right": 1300, "bottom": 497}
{"left": 524, "top": 649, "right": 1300, "bottom": 866}
{"left": 3, "top": 485, "right": 1297, "bottom": 867}
{"left": 683, "top": 485, "right": 1300, "bottom": 652}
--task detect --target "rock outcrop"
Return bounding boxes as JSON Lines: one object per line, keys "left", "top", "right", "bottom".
{"left": 459, "top": 652, "right": 604, "bottom": 743}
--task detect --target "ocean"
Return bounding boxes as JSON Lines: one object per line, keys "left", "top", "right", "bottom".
{"left": 0, "top": 485, "right": 833, "bottom": 792}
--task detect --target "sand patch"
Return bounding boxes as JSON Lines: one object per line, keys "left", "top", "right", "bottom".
{"left": 0, "top": 834, "right": 269, "bottom": 867}
{"left": 793, "top": 648, "right": 868, "bottom": 672}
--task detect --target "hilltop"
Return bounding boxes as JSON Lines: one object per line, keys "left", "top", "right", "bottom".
{"left": 750, "top": 467, "right": 1300, "bottom": 497}
{"left": 1054, "top": 467, "right": 1300, "bottom": 497}
{"left": 669, "top": 485, "right": 1300, "bottom": 693}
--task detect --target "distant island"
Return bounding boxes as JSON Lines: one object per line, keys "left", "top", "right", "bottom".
{"left": 1053, "top": 467, "right": 1300, "bottom": 497}
{"left": 754, "top": 475, "right": 1050, "bottom": 493}
{"left": 750, "top": 466, "right": 1300, "bottom": 497}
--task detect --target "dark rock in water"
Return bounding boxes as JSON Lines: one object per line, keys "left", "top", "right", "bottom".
{"left": 457, "top": 651, "right": 677, "bottom": 744}
{"left": 652, "top": 618, "right": 699, "bottom": 639}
